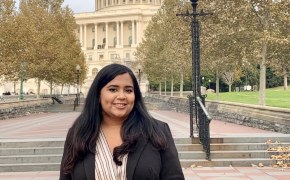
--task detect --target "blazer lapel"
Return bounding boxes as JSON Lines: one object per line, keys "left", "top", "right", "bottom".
{"left": 126, "top": 138, "right": 148, "bottom": 180}
{"left": 83, "top": 153, "right": 95, "bottom": 180}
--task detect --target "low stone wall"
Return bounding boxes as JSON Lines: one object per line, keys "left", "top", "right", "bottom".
{"left": 207, "top": 101, "right": 290, "bottom": 134}
{"left": 144, "top": 95, "right": 189, "bottom": 113}
{"left": 0, "top": 99, "right": 52, "bottom": 120}
{"left": 145, "top": 94, "right": 290, "bottom": 134}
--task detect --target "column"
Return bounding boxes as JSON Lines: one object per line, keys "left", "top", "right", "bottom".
{"left": 105, "top": 22, "right": 108, "bottom": 49}
{"left": 136, "top": 20, "right": 141, "bottom": 45}
{"left": 132, "top": 20, "right": 136, "bottom": 46}
{"left": 120, "top": 21, "right": 124, "bottom": 47}
{"left": 116, "top": 22, "right": 120, "bottom": 48}
{"left": 79, "top": 25, "right": 83, "bottom": 48}
{"left": 84, "top": 24, "right": 87, "bottom": 50}
{"left": 94, "top": 23, "right": 98, "bottom": 49}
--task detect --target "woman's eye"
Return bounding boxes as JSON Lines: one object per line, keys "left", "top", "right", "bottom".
{"left": 125, "top": 89, "right": 133, "bottom": 93}
{"left": 109, "top": 88, "right": 117, "bottom": 92}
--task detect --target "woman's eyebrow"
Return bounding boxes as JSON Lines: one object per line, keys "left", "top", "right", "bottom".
{"left": 107, "top": 85, "right": 134, "bottom": 88}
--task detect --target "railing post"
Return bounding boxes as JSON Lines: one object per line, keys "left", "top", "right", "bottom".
{"left": 188, "top": 95, "right": 194, "bottom": 137}
{"left": 197, "top": 96, "right": 212, "bottom": 160}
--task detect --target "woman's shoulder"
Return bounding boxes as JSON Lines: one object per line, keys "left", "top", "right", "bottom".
{"left": 152, "top": 119, "right": 169, "bottom": 131}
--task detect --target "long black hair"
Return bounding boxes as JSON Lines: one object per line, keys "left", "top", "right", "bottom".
{"left": 61, "top": 64, "right": 167, "bottom": 174}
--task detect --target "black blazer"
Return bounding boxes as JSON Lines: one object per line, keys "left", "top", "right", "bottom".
{"left": 59, "top": 121, "right": 184, "bottom": 180}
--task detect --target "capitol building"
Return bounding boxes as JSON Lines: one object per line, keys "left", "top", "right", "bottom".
{"left": 75, "top": 0, "right": 163, "bottom": 95}
{"left": 0, "top": 0, "right": 162, "bottom": 97}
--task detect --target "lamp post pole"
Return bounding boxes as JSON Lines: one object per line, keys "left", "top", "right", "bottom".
{"left": 76, "top": 64, "right": 81, "bottom": 106}
{"left": 19, "top": 61, "right": 27, "bottom": 100}
{"left": 208, "top": 79, "right": 211, "bottom": 89}
{"left": 137, "top": 69, "right": 141, "bottom": 84}
{"left": 136, "top": 65, "right": 142, "bottom": 85}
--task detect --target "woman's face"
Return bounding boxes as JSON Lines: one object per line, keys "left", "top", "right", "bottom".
{"left": 100, "top": 73, "right": 135, "bottom": 122}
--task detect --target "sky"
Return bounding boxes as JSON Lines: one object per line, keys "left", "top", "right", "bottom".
{"left": 14, "top": 0, "right": 95, "bottom": 13}
{"left": 63, "top": 0, "right": 95, "bottom": 13}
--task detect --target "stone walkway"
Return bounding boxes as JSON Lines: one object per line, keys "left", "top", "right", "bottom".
{"left": 0, "top": 110, "right": 289, "bottom": 179}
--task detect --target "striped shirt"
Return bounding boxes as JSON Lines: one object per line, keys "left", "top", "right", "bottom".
{"left": 95, "top": 130, "right": 128, "bottom": 180}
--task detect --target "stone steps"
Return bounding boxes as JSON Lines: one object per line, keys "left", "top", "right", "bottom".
{"left": 0, "top": 163, "right": 59, "bottom": 172}
{"left": 180, "top": 158, "right": 276, "bottom": 167}
{"left": 175, "top": 136, "right": 290, "bottom": 167}
{"left": 0, "top": 147, "right": 63, "bottom": 156}
{"left": 0, "top": 136, "right": 289, "bottom": 172}
{"left": 176, "top": 143, "right": 290, "bottom": 151}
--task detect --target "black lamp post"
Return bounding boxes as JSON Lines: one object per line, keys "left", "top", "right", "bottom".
{"left": 136, "top": 64, "right": 142, "bottom": 85}
{"left": 19, "top": 61, "right": 27, "bottom": 100}
{"left": 176, "top": 0, "right": 212, "bottom": 160}
{"left": 177, "top": 0, "right": 211, "bottom": 136}
{"left": 75, "top": 64, "right": 81, "bottom": 106}
{"left": 208, "top": 79, "right": 211, "bottom": 89}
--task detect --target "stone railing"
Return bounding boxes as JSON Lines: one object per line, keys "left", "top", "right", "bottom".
{"left": 0, "top": 99, "right": 52, "bottom": 120}
{"left": 144, "top": 94, "right": 290, "bottom": 134}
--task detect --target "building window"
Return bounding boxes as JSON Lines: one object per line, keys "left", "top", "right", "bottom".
{"left": 103, "top": 25, "right": 106, "bottom": 32}
{"left": 92, "top": 39, "right": 95, "bottom": 47}
{"left": 92, "top": 68, "right": 98, "bottom": 77}
{"left": 103, "top": 38, "right": 106, "bottom": 44}
{"left": 110, "top": 54, "right": 116, "bottom": 60}
{"left": 99, "top": 54, "right": 104, "bottom": 60}
{"left": 88, "top": 55, "right": 93, "bottom": 61}
{"left": 113, "top": 37, "right": 117, "bottom": 46}
{"left": 128, "top": 36, "right": 132, "bottom": 45}
{"left": 126, "top": 53, "right": 130, "bottom": 59}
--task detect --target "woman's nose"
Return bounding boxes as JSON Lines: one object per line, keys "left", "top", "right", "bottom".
{"left": 117, "top": 91, "right": 126, "bottom": 99}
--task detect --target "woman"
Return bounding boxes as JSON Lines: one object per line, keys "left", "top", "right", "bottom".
{"left": 59, "top": 64, "right": 184, "bottom": 180}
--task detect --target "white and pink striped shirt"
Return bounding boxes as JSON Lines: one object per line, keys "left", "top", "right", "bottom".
{"left": 95, "top": 130, "right": 128, "bottom": 180}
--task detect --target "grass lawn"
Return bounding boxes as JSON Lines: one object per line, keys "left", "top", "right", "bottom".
{"left": 206, "top": 86, "right": 290, "bottom": 109}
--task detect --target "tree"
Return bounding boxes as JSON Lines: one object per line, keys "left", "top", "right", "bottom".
{"left": 0, "top": 0, "right": 23, "bottom": 79}
{"left": 200, "top": 0, "right": 290, "bottom": 104}
{"left": 244, "top": 0, "right": 290, "bottom": 105}
{"left": 15, "top": 0, "right": 86, "bottom": 96}
{"left": 135, "top": 0, "right": 191, "bottom": 96}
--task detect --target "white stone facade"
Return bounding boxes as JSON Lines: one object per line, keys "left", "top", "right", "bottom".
{"left": 77, "top": 1, "right": 162, "bottom": 96}
{"left": 0, "top": 0, "right": 162, "bottom": 97}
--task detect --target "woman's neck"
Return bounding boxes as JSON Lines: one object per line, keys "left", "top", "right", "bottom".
{"left": 101, "top": 116, "right": 125, "bottom": 129}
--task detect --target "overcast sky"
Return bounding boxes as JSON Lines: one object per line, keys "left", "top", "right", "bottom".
{"left": 63, "top": 0, "right": 95, "bottom": 13}
{"left": 15, "top": 0, "right": 95, "bottom": 13}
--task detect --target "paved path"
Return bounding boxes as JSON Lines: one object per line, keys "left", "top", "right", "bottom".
{"left": 0, "top": 111, "right": 289, "bottom": 179}
{"left": 0, "top": 110, "right": 287, "bottom": 139}
{"left": 0, "top": 166, "right": 290, "bottom": 180}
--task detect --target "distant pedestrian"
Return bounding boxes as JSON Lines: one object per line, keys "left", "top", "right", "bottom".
{"left": 59, "top": 64, "right": 184, "bottom": 180}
